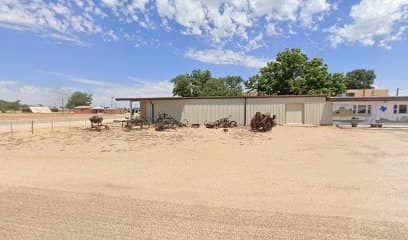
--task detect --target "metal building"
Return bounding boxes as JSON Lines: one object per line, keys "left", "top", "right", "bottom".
{"left": 116, "top": 95, "right": 332, "bottom": 126}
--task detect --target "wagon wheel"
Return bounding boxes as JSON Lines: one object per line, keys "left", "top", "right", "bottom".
{"left": 229, "top": 121, "right": 238, "bottom": 128}
{"left": 144, "top": 120, "right": 151, "bottom": 129}
{"left": 124, "top": 121, "right": 132, "bottom": 129}
{"left": 263, "top": 119, "right": 272, "bottom": 132}
{"left": 250, "top": 119, "right": 257, "bottom": 131}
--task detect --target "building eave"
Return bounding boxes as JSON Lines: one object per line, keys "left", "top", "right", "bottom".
{"left": 330, "top": 96, "right": 408, "bottom": 102}
{"left": 115, "top": 95, "right": 329, "bottom": 102}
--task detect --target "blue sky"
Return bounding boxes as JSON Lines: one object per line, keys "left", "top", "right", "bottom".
{"left": 0, "top": 0, "right": 408, "bottom": 106}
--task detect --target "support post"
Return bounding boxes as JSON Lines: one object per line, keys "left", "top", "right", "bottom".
{"left": 31, "top": 121, "right": 34, "bottom": 134}
{"left": 10, "top": 121, "right": 13, "bottom": 135}
{"left": 244, "top": 97, "right": 247, "bottom": 126}
{"left": 51, "top": 120, "right": 54, "bottom": 133}
{"left": 151, "top": 102, "right": 155, "bottom": 123}
{"left": 129, "top": 101, "right": 133, "bottom": 118}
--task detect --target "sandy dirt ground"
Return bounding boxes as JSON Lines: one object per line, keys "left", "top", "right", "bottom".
{"left": 1, "top": 124, "right": 408, "bottom": 239}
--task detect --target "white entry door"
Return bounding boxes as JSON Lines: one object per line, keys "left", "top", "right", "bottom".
{"left": 286, "top": 104, "right": 304, "bottom": 124}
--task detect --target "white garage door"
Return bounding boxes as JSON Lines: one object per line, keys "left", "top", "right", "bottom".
{"left": 286, "top": 104, "right": 304, "bottom": 124}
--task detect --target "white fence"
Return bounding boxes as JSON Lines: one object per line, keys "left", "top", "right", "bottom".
{"left": 0, "top": 117, "right": 119, "bottom": 135}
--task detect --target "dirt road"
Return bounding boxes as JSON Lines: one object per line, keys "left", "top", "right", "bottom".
{"left": 1, "top": 126, "right": 408, "bottom": 239}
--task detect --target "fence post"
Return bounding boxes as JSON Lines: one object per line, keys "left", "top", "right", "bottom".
{"left": 31, "top": 121, "right": 34, "bottom": 134}
{"left": 10, "top": 121, "right": 13, "bottom": 136}
{"left": 51, "top": 120, "right": 54, "bottom": 133}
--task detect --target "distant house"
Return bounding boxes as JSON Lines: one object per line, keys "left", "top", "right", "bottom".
{"left": 73, "top": 106, "right": 120, "bottom": 114}
{"left": 346, "top": 89, "right": 388, "bottom": 97}
{"left": 73, "top": 106, "right": 92, "bottom": 114}
{"left": 104, "top": 108, "right": 121, "bottom": 114}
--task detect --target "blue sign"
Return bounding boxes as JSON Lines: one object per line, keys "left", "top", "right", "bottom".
{"left": 379, "top": 105, "right": 387, "bottom": 112}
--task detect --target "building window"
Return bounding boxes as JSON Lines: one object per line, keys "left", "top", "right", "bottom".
{"left": 358, "top": 105, "right": 367, "bottom": 114}
{"left": 399, "top": 105, "right": 407, "bottom": 114}
{"left": 352, "top": 104, "right": 372, "bottom": 114}
{"left": 394, "top": 104, "right": 408, "bottom": 114}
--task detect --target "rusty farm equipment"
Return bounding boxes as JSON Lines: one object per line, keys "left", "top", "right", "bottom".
{"left": 89, "top": 115, "right": 110, "bottom": 131}
{"left": 155, "top": 113, "right": 187, "bottom": 131}
{"left": 205, "top": 116, "right": 238, "bottom": 129}
{"left": 250, "top": 112, "right": 276, "bottom": 132}
{"left": 123, "top": 117, "right": 150, "bottom": 130}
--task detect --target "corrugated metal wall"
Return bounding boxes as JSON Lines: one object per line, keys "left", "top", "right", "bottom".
{"left": 145, "top": 97, "right": 331, "bottom": 125}
{"left": 182, "top": 99, "right": 245, "bottom": 124}
{"left": 145, "top": 100, "right": 185, "bottom": 122}
{"left": 246, "top": 98, "right": 286, "bottom": 124}
{"left": 246, "top": 97, "right": 329, "bottom": 125}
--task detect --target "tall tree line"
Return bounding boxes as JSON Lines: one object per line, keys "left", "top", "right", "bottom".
{"left": 171, "top": 70, "right": 243, "bottom": 97}
{"left": 171, "top": 48, "right": 376, "bottom": 97}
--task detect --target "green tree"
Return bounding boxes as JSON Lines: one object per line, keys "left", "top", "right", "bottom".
{"left": 221, "top": 76, "right": 244, "bottom": 96}
{"left": 190, "top": 69, "right": 212, "bottom": 96}
{"left": 328, "top": 73, "right": 347, "bottom": 97}
{"left": 171, "top": 70, "right": 243, "bottom": 97}
{"left": 0, "top": 100, "right": 22, "bottom": 112}
{"left": 345, "top": 69, "right": 376, "bottom": 89}
{"left": 245, "top": 48, "right": 346, "bottom": 96}
{"left": 66, "top": 91, "right": 92, "bottom": 109}
{"left": 171, "top": 75, "right": 193, "bottom": 97}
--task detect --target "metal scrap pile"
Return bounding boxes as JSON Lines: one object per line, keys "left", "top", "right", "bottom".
{"left": 124, "top": 117, "right": 150, "bottom": 130}
{"left": 250, "top": 112, "right": 276, "bottom": 132}
{"left": 205, "top": 116, "right": 237, "bottom": 129}
{"left": 89, "top": 115, "right": 109, "bottom": 131}
{"left": 155, "top": 113, "right": 186, "bottom": 131}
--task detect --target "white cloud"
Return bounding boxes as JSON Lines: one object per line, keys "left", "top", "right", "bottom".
{"left": 37, "top": 70, "right": 113, "bottom": 87}
{"left": 243, "top": 33, "right": 264, "bottom": 51}
{"left": 185, "top": 48, "right": 268, "bottom": 68}
{"left": 300, "top": 0, "right": 331, "bottom": 29}
{"left": 0, "top": 81, "right": 75, "bottom": 106}
{"left": 265, "top": 23, "right": 280, "bottom": 36}
{"left": 155, "top": 0, "right": 332, "bottom": 46}
{"left": 0, "top": 80, "right": 18, "bottom": 86}
{"left": 329, "top": 0, "right": 408, "bottom": 48}
{"left": 0, "top": 0, "right": 114, "bottom": 45}
{"left": 19, "top": 85, "right": 39, "bottom": 94}
{"left": 0, "top": 74, "right": 172, "bottom": 106}
{"left": 156, "top": 0, "right": 176, "bottom": 19}
{"left": 101, "top": 0, "right": 118, "bottom": 7}
{"left": 0, "top": 0, "right": 333, "bottom": 49}
{"left": 36, "top": 70, "right": 173, "bottom": 105}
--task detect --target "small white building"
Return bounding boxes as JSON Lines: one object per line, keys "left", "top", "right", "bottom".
{"left": 332, "top": 96, "right": 408, "bottom": 124}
